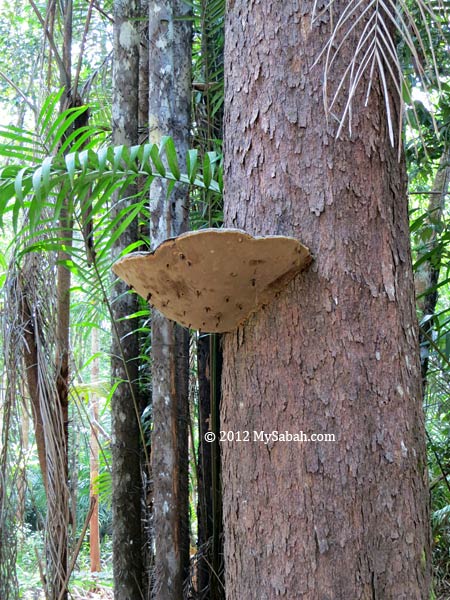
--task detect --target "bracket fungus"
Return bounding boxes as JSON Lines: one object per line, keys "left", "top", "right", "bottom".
{"left": 112, "top": 228, "right": 311, "bottom": 333}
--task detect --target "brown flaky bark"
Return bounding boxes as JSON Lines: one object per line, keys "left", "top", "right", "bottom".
{"left": 148, "top": 1, "right": 191, "bottom": 598}
{"left": 111, "top": 0, "right": 144, "bottom": 596}
{"left": 221, "top": 2, "right": 431, "bottom": 599}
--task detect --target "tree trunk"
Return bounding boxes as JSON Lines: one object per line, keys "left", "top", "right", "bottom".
{"left": 414, "top": 149, "right": 450, "bottom": 385}
{"left": 196, "top": 334, "right": 224, "bottom": 599}
{"left": 111, "top": 0, "right": 144, "bottom": 596}
{"left": 20, "top": 284, "right": 48, "bottom": 492}
{"left": 16, "top": 396, "right": 29, "bottom": 524}
{"left": 221, "top": 2, "right": 431, "bottom": 598}
{"left": 51, "top": 0, "right": 74, "bottom": 590}
{"left": 196, "top": 334, "right": 213, "bottom": 595}
{"left": 148, "top": 2, "right": 191, "bottom": 598}
{"left": 89, "top": 326, "right": 101, "bottom": 574}
{"left": 54, "top": 208, "right": 72, "bottom": 600}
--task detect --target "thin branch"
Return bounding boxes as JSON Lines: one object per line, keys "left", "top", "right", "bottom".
{"left": 0, "top": 71, "right": 37, "bottom": 114}
{"left": 28, "top": 0, "right": 68, "bottom": 86}
{"left": 73, "top": 0, "right": 96, "bottom": 96}
{"left": 84, "top": 0, "right": 114, "bottom": 24}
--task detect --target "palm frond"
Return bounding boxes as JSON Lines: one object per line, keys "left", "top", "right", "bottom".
{"left": 0, "top": 140, "right": 222, "bottom": 235}
{"left": 313, "top": 0, "right": 450, "bottom": 148}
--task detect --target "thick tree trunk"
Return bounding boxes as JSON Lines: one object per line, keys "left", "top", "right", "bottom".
{"left": 221, "top": 2, "right": 431, "bottom": 599}
{"left": 148, "top": 2, "right": 191, "bottom": 598}
{"left": 111, "top": 0, "right": 144, "bottom": 597}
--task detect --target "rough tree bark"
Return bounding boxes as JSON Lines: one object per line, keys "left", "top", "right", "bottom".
{"left": 221, "top": 2, "right": 431, "bottom": 598}
{"left": 148, "top": 2, "right": 191, "bottom": 598}
{"left": 111, "top": 0, "right": 144, "bottom": 597}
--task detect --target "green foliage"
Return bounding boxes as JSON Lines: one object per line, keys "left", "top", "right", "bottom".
{"left": 0, "top": 85, "right": 224, "bottom": 597}
{"left": 16, "top": 526, "right": 45, "bottom": 594}
{"left": 189, "top": 0, "right": 224, "bottom": 231}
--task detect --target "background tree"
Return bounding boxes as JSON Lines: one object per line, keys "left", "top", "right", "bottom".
{"left": 110, "top": 0, "right": 145, "bottom": 596}
{"left": 191, "top": 1, "right": 225, "bottom": 595}
{"left": 148, "top": 1, "right": 192, "bottom": 598}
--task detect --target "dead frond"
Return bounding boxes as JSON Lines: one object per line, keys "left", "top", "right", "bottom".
{"left": 4, "top": 225, "right": 70, "bottom": 599}
{"left": 312, "top": 0, "right": 449, "bottom": 150}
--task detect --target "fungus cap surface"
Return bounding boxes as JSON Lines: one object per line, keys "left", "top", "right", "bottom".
{"left": 112, "top": 228, "right": 311, "bottom": 333}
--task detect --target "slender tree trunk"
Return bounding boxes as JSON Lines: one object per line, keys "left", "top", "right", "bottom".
{"left": 55, "top": 209, "right": 72, "bottom": 600}
{"left": 137, "top": 5, "right": 154, "bottom": 594}
{"left": 196, "top": 334, "right": 213, "bottom": 595}
{"left": 89, "top": 327, "right": 101, "bottom": 574}
{"left": 111, "top": 0, "right": 144, "bottom": 597}
{"left": 20, "top": 285, "right": 48, "bottom": 491}
{"left": 45, "top": 111, "right": 74, "bottom": 600}
{"left": 195, "top": 8, "right": 225, "bottom": 591}
{"left": 52, "top": 0, "right": 74, "bottom": 592}
{"left": 221, "top": 2, "right": 430, "bottom": 598}
{"left": 139, "top": 0, "right": 149, "bottom": 144}
{"left": 148, "top": 2, "right": 191, "bottom": 598}
{"left": 18, "top": 253, "right": 70, "bottom": 599}
{"left": 16, "top": 398, "right": 29, "bottom": 523}
{"left": 414, "top": 149, "right": 450, "bottom": 385}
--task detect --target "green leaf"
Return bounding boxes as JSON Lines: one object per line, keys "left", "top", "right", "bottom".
{"left": 0, "top": 182, "right": 14, "bottom": 226}
{"left": 162, "top": 136, "right": 180, "bottom": 179}
{"left": 57, "top": 125, "right": 104, "bottom": 156}
{"left": 79, "top": 149, "right": 91, "bottom": 173}
{"left": 140, "top": 143, "right": 153, "bottom": 174}
{"left": 98, "top": 146, "right": 108, "bottom": 175}
{"left": 29, "top": 196, "right": 43, "bottom": 230}
{"left": 31, "top": 165, "right": 43, "bottom": 201}
{"left": 186, "top": 149, "right": 198, "bottom": 183}
{"left": 129, "top": 144, "right": 141, "bottom": 166}
{"left": 41, "top": 156, "right": 53, "bottom": 193}
{"left": 65, "top": 153, "right": 76, "bottom": 185}
{"left": 38, "top": 88, "right": 64, "bottom": 132}
{"left": 14, "top": 167, "right": 29, "bottom": 202}
{"left": 203, "top": 152, "right": 212, "bottom": 189}
{"left": 113, "top": 145, "right": 127, "bottom": 172}
{"left": 167, "top": 179, "right": 176, "bottom": 196}
{"left": 47, "top": 105, "right": 89, "bottom": 152}
{"left": 150, "top": 144, "right": 166, "bottom": 177}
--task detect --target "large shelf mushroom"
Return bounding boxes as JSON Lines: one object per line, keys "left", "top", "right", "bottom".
{"left": 112, "top": 228, "right": 311, "bottom": 333}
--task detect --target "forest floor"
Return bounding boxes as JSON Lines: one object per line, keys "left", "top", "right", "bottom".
{"left": 23, "top": 587, "right": 113, "bottom": 599}
{"left": 71, "top": 588, "right": 113, "bottom": 599}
